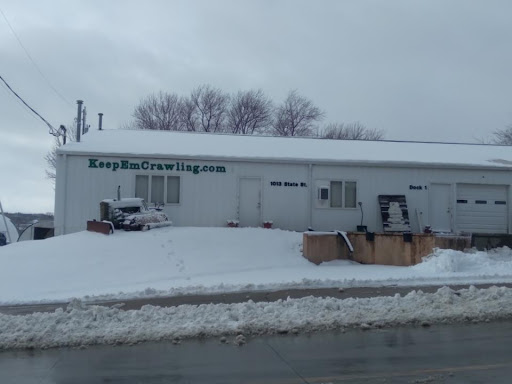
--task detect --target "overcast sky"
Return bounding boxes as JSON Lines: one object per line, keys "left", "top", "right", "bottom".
{"left": 1, "top": 0, "right": 511, "bottom": 214}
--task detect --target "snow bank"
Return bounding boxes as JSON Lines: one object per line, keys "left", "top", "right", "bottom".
{"left": 0, "top": 227, "right": 304, "bottom": 304}
{"left": 413, "top": 247, "right": 512, "bottom": 274}
{"left": 2, "top": 227, "right": 512, "bottom": 304}
{"left": 1, "top": 286, "right": 511, "bottom": 350}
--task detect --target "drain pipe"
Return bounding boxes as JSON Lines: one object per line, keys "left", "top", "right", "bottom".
{"left": 307, "top": 163, "right": 313, "bottom": 229}
{"left": 336, "top": 230, "right": 354, "bottom": 259}
{"left": 358, "top": 202, "right": 364, "bottom": 227}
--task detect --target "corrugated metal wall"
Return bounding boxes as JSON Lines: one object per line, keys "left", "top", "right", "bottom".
{"left": 55, "top": 154, "right": 512, "bottom": 235}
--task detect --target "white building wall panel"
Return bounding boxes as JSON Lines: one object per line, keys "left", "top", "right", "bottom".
{"left": 311, "top": 165, "right": 429, "bottom": 232}
{"left": 54, "top": 154, "right": 67, "bottom": 236}
{"left": 61, "top": 156, "right": 134, "bottom": 234}
{"left": 311, "top": 165, "right": 512, "bottom": 234}
{"left": 174, "top": 168, "right": 237, "bottom": 227}
{"left": 235, "top": 162, "right": 309, "bottom": 231}
{"left": 56, "top": 156, "right": 310, "bottom": 234}
{"left": 55, "top": 153, "right": 512, "bottom": 235}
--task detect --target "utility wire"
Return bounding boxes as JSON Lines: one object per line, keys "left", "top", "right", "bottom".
{"left": 0, "top": 6, "right": 74, "bottom": 109}
{"left": 0, "top": 79, "right": 42, "bottom": 124}
{"left": 0, "top": 74, "right": 61, "bottom": 137}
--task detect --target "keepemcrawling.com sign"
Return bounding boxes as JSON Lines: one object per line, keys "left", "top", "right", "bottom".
{"left": 88, "top": 158, "right": 226, "bottom": 174}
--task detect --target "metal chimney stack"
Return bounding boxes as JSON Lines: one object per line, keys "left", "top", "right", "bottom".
{"left": 76, "top": 100, "right": 83, "bottom": 142}
{"left": 82, "top": 107, "right": 87, "bottom": 135}
{"left": 98, "top": 113, "right": 103, "bottom": 130}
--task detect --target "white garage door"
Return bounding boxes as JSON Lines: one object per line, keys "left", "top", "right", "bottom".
{"left": 456, "top": 184, "right": 508, "bottom": 233}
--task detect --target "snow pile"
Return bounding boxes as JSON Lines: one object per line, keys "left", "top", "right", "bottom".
{"left": 2, "top": 227, "right": 512, "bottom": 304}
{"left": 0, "top": 227, "right": 304, "bottom": 304}
{"left": 414, "top": 247, "right": 512, "bottom": 274}
{"left": 1, "top": 285, "right": 511, "bottom": 350}
{"left": 59, "top": 129, "right": 512, "bottom": 170}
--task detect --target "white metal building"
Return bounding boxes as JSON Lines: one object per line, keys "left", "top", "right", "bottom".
{"left": 55, "top": 129, "right": 512, "bottom": 236}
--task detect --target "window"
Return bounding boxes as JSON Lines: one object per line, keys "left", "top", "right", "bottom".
{"left": 167, "top": 176, "right": 180, "bottom": 204}
{"left": 345, "top": 181, "right": 357, "bottom": 208}
{"left": 135, "top": 175, "right": 180, "bottom": 204}
{"left": 151, "top": 176, "right": 164, "bottom": 203}
{"left": 330, "top": 180, "right": 357, "bottom": 208}
{"left": 135, "top": 175, "right": 149, "bottom": 201}
{"left": 330, "top": 181, "right": 343, "bottom": 208}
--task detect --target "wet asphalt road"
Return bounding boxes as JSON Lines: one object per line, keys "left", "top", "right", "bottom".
{"left": 2, "top": 321, "right": 512, "bottom": 383}
{"left": 2, "top": 283, "right": 512, "bottom": 315}
{"left": 3, "top": 285, "right": 512, "bottom": 383}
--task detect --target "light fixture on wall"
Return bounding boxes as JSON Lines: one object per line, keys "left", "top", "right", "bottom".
{"left": 318, "top": 186, "right": 329, "bottom": 200}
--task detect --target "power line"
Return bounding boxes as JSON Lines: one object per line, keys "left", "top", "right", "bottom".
{"left": 0, "top": 6, "right": 74, "bottom": 109}
{"left": 0, "top": 79, "right": 42, "bottom": 124}
{"left": 0, "top": 74, "right": 61, "bottom": 137}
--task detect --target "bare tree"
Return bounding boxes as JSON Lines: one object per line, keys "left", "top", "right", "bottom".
{"left": 188, "top": 85, "right": 230, "bottom": 132}
{"left": 321, "top": 122, "right": 384, "bottom": 140}
{"left": 227, "top": 89, "right": 273, "bottom": 134}
{"left": 128, "top": 87, "right": 388, "bottom": 143}
{"left": 45, "top": 136, "right": 62, "bottom": 182}
{"left": 119, "top": 121, "right": 137, "bottom": 130}
{"left": 271, "top": 90, "right": 324, "bottom": 137}
{"left": 132, "top": 91, "right": 181, "bottom": 131}
{"left": 45, "top": 123, "right": 75, "bottom": 183}
{"left": 178, "top": 96, "right": 199, "bottom": 132}
{"left": 491, "top": 125, "right": 512, "bottom": 145}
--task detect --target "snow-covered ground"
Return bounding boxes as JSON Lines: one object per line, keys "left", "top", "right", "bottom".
{"left": 2, "top": 286, "right": 512, "bottom": 350}
{"left": 1, "top": 227, "right": 512, "bottom": 305}
{"left": 2, "top": 227, "right": 512, "bottom": 350}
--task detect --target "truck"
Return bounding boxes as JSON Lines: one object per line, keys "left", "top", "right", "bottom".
{"left": 100, "top": 198, "right": 171, "bottom": 231}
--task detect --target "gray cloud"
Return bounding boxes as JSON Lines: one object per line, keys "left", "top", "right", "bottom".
{"left": 1, "top": 0, "right": 511, "bottom": 212}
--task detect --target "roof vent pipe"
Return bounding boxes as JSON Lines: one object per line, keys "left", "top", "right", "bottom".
{"left": 76, "top": 100, "right": 83, "bottom": 142}
{"left": 60, "top": 125, "right": 67, "bottom": 145}
{"left": 98, "top": 113, "right": 103, "bottom": 130}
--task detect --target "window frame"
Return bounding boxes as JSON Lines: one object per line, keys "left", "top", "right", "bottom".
{"left": 166, "top": 175, "right": 180, "bottom": 205}
{"left": 135, "top": 174, "right": 181, "bottom": 205}
{"left": 329, "top": 180, "right": 358, "bottom": 209}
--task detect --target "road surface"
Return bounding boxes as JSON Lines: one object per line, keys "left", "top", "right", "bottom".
{"left": 2, "top": 283, "right": 512, "bottom": 315}
{"left": 1, "top": 321, "right": 512, "bottom": 383}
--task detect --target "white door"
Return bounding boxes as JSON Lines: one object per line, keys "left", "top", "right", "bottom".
{"left": 456, "top": 184, "right": 508, "bottom": 234}
{"left": 429, "top": 183, "right": 452, "bottom": 232}
{"left": 239, "top": 178, "right": 261, "bottom": 227}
